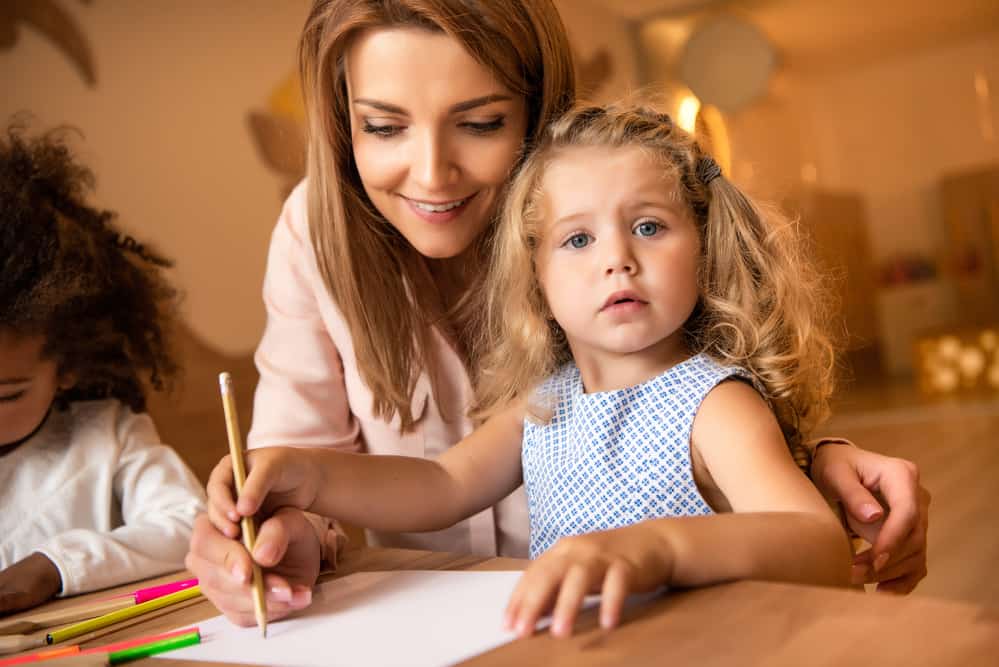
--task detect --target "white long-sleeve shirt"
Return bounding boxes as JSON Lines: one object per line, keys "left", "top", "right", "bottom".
{"left": 0, "top": 399, "right": 206, "bottom": 596}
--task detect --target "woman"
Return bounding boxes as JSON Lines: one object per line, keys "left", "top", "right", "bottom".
{"left": 188, "top": 0, "right": 930, "bottom": 626}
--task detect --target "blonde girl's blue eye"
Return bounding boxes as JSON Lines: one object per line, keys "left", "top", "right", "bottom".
{"left": 564, "top": 233, "right": 591, "bottom": 249}
{"left": 634, "top": 220, "right": 662, "bottom": 237}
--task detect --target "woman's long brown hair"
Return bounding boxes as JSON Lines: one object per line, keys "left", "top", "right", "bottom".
{"left": 298, "top": 0, "right": 575, "bottom": 431}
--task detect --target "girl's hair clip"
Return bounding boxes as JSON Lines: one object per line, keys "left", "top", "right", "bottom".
{"left": 696, "top": 156, "right": 722, "bottom": 185}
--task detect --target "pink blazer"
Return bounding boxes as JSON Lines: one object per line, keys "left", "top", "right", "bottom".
{"left": 248, "top": 182, "right": 529, "bottom": 558}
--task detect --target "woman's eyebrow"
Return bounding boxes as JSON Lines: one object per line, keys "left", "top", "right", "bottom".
{"left": 352, "top": 94, "right": 512, "bottom": 116}
{"left": 0, "top": 377, "right": 30, "bottom": 385}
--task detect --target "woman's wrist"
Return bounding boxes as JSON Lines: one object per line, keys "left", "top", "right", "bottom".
{"left": 801, "top": 437, "right": 856, "bottom": 479}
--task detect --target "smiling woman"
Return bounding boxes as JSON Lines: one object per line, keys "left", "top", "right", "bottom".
{"left": 346, "top": 28, "right": 528, "bottom": 260}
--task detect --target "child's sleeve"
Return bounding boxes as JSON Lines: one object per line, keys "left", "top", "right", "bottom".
{"left": 37, "top": 411, "right": 206, "bottom": 596}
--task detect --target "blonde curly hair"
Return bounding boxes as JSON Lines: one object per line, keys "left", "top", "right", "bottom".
{"left": 472, "top": 103, "right": 837, "bottom": 448}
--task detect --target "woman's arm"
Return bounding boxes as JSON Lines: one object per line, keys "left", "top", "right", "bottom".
{"left": 811, "top": 442, "right": 930, "bottom": 592}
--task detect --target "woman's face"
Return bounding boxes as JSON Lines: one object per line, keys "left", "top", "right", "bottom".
{"left": 346, "top": 28, "right": 528, "bottom": 259}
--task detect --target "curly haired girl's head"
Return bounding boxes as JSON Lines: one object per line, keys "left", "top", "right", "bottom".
{"left": 474, "top": 102, "right": 837, "bottom": 447}
{"left": 0, "top": 122, "right": 179, "bottom": 412}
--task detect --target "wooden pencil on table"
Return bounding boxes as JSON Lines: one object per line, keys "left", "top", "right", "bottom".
{"left": 218, "top": 372, "right": 268, "bottom": 638}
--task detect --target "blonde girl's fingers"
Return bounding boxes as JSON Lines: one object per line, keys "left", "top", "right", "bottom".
{"left": 234, "top": 453, "right": 282, "bottom": 517}
{"left": 599, "top": 560, "right": 631, "bottom": 630}
{"left": 514, "top": 563, "right": 564, "bottom": 638}
{"left": 206, "top": 456, "right": 239, "bottom": 522}
{"left": 207, "top": 501, "right": 240, "bottom": 539}
{"left": 550, "top": 564, "right": 593, "bottom": 638}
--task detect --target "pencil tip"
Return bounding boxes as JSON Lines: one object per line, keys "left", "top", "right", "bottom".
{"left": 261, "top": 626, "right": 268, "bottom": 639}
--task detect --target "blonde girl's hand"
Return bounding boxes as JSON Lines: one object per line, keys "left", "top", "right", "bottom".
{"left": 205, "top": 446, "right": 324, "bottom": 540}
{"left": 503, "top": 525, "right": 674, "bottom": 639}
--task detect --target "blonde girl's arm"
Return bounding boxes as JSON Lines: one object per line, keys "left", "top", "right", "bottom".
{"left": 505, "top": 380, "right": 851, "bottom": 639}
{"left": 229, "top": 400, "right": 526, "bottom": 535}
{"left": 670, "top": 379, "right": 853, "bottom": 587}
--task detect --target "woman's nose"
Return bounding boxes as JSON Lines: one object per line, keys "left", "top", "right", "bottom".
{"left": 412, "top": 130, "right": 457, "bottom": 192}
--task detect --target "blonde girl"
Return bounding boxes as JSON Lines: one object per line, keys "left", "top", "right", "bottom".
{"left": 207, "top": 103, "right": 855, "bottom": 637}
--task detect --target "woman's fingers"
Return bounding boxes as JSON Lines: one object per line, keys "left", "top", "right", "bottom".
{"left": 253, "top": 513, "right": 293, "bottom": 568}
{"left": 189, "top": 514, "right": 254, "bottom": 584}
{"left": 868, "top": 460, "right": 921, "bottom": 558}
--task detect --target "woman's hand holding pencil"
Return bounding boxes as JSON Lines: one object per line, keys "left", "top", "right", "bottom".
{"left": 184, "top": 373, "right": 318, "bottom": 629}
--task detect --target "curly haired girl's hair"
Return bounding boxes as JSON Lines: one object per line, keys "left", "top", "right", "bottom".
{"left": 0, "top": 122, "right": 179, "bottom": 412}
{"left": 472, "top": 103, "right": 837, "bottom": 448}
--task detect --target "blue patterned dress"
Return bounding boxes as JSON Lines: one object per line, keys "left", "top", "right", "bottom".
{"left": 522, "top": 353, "right": 753, "bottom": 558}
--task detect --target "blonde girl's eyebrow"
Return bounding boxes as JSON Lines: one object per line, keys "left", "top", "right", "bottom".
{"left": 352, "top": 94, "right": 513, "bottom": 116}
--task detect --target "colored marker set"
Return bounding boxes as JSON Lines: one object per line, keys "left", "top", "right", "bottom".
{"left": 0, "top": 579, "right": 202, "bottom": 664}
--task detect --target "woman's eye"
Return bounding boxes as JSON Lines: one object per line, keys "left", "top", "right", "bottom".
{"left": 634, "top": 220, "right": 662, "bottom": 237}
{"left": 0, "top": 391, "right": 25, "bottom": 403}
{"left": 362, "top": 122, "right": 402, "bottom": 138}
{"left": 564, "top": 233, "right": 591, "bottom": 249}
{"left": 461, "top": 118, "right": 506, "bottom": 134}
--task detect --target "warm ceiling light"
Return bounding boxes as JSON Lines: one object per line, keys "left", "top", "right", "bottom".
{"left": 677, "top": 95, "right": 701, "bottom": 133}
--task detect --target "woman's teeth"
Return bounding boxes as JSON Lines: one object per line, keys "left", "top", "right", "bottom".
{"left": 412, "top": 198, "right": 467, "bottom": 213}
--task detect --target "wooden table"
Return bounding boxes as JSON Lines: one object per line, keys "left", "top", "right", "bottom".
{"left": 4, "top": 546, "right": 997, "bottom": 666}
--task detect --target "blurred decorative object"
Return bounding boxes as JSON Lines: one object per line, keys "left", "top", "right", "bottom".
{"left": 940, "top": 164, "right": 999, "bottom": 325}
{"left": 878, "top": 254, "right": 938, "bottom": 286}
{"left": 679, "top": 15, "right": 776, "bottom": 113}
{"left": 576, "top": 48, "right": 612, "bottom": 99}
{"left": 785, "top": 188, "right": 878, "bottom": 352}
{"left": 877, "top": 281, "right": 959, "bottom": 376}
{"left": 247, "top": 72, "right": 307, "bottom": 200}
{"left": 0, "top": 0, "right": 95, "bottom": 86}
{"left": 914, "top": 324, "right": 999, "bottom": 395}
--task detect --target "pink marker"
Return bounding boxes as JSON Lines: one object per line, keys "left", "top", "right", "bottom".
{"left": 133, "top": 578, "right": 198, "bottom": 604}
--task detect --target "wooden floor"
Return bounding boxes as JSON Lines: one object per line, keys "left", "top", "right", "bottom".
{"left": 826, "top": 381, "right": 999, "bottom": 608}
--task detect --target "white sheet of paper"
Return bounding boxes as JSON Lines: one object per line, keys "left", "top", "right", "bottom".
{"left": 160, "top": 570, "right": 545, "bottom": 667}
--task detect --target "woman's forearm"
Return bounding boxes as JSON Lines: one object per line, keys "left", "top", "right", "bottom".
{"left": 653, "top": 512, "right": 852, "bottom": 588}
{"left": 308, "top": 450, "right": 469, "bottom": 533}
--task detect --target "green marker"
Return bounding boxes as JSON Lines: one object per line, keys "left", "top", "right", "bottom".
{"left": 107, "top": 630, "right": 201, "bottom": 664}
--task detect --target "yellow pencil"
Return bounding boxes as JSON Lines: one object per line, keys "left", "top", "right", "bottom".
{"left": 218, "top": 372, "right": 268, "bottom": 638}
{"left": 46, "top": 586, "right": 202, "bottom": 645}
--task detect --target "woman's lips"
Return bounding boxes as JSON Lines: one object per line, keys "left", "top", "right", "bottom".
{"left": 403, "top": 192, "right": 477, "bottom": 224}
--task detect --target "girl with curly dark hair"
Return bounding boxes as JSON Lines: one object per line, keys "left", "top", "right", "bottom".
{"left": 0, "top": 123, "right": 206, "bottom": 614}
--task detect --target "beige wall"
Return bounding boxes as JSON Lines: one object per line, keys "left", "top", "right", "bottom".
{"left": 2, "top": 1, "right": 312, "bottom": 354}
{"left": 2, "top": 1, "right": 635, "bottom": 355}
{"left": 725, "top": 31, "right": 999, "bottom": 262}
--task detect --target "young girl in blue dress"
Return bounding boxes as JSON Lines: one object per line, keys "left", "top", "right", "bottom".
{"left": 206, "top": 103, "right": 851, "bottom": 636}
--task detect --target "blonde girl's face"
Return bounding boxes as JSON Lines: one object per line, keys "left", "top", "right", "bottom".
{"left": 0, "top": 332, "right": 67, "bottom": 449}
{"left": 535, "top": 145, "right": 702, "bottom": 387}
{"left": 346, "top": 28, "right": 529, "bottom": 259}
